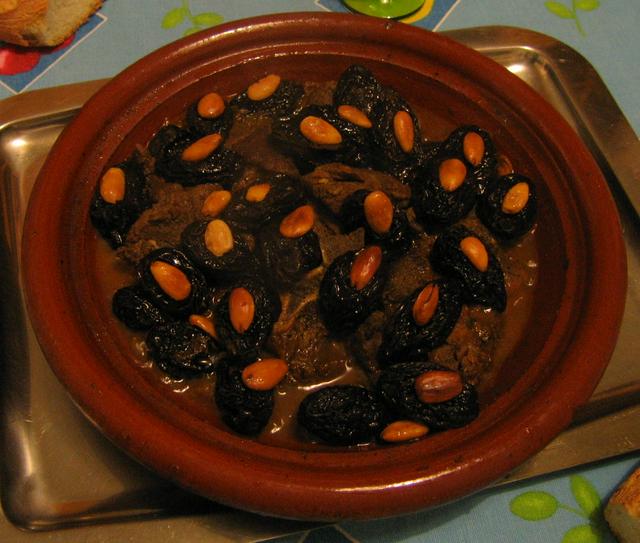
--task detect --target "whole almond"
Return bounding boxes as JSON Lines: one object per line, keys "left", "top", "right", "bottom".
{"left": 204, "top": 219, "right": 234, "bottom": 257}
{"left": 279, "top": 205, "right": 315, "bottom": 238}
{"left": 364, "top": 190, "right": 394, "bottom": 235}
{"left": 439, "top": 158, "right": 467, "bottom": 192}
{"left": 350, "top": 246, "right": 382, "bottom": 290}
{"left": 496, "top": 154, "right": 514, "bottom": 177}
{"left": 99, "top": 167, "right": 126, "bottom": 204}
{"left": 229, "top": 287, "right": 255, "bottom": 334}
{"left": 415, "top": 370, "right": 464, "bottom": 404}
{"left": 393, "top": 110, "right": 414, "bottom": 153}
{"left": 246, "top": 183, "right": 271, "bottom": 202}
{"left": 460, "top": 236, "right": 489, "bottom": 272}
{"left": 501, "top": 182, "right": 530, "bottom": 214}
{"left": 247, "top": 74, "right": 281, "bottom": 101}
{"left": 242, "top": 358, "right": 288, "bottom": 391}
{"left": 337, "top": 105, "right": 372, "bottom": 128}
{"left": 300, "top": 116, "right": 343, "bottom": 145}
{"left": 189, "top": 314, "right": 217, "bottom": 338}
{"left": 181, "top": 133, "right": 223, "bottom": 162}
{"left": 412, "top": 284, "right": 439, "bottom": 326}
{"left": 381, "top": 420, "right": 429, "bottom": 443}
{"left": 463, "top": 132, "right": 485, "bottom": 166}
{"left": 201, "top": 189, "right": 231, "bottom": 217}
{"left": 150, "top": 261, "right": 191, "bottom": 301}
{"left": 197, "top": 92, "right": 225, "bottom": 118}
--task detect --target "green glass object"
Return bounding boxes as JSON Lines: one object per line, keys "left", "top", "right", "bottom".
{"left": 343, "top": 0, "right": 425, "bottom": 19}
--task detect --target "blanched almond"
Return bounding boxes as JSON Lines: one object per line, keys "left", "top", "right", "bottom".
{"left": 463, "top": 132, "right": 485, "bottom": 166}
{"left": 364, "top": 190, "right": 394, "bottom": 234}
{"left": 300, "top": 116, "right": 342, "bottom": 145}
{"left": 279, "top": 205, "right": 315, "bottom": 238}
{"left": 201, "top": 189, "right": 231, "bottom": 217}
{"left": 247, "top": 74, "right": 281, "bottom": 101}
{"left": 496, "top": 154, "right": 514, "bottom": 177}
{"left": 197, "top": 92, "right": 225, "bottom": 118}
{"left": 439, "top": 158, "right": 467, "bottom": 192}
{"left": 229, "top": 287, "right": 255, "bottom": 333}
{"left": 501, "top": 182, "right": 530, "bottom": 214}
{"left": 337, "top": 105, "right": 372, "bottom": 128}
{"left": 246, "top": 183, "right": 271, "bottom": 202}
{"left": 414, "top": 370, "right": 463, "bottom": 403}
{"left": 100, "top": 167, "right": 126, "bottom": 204}
{"left": 393, "top": 110, "right": 414, "bottom": 153}
{"left": 189, "top": 314, "right": 217, "bottom": 338}
{"left": 181, "top": 133, "right": 223, "bottom": 162}
{"left": 204, "top": 219, "right": 234, "bottom": 257}
{"left": 150, "top": 261, "right": 191, "bottom": 301}
{"left": 350, "top": 246, "right": 382, "bottom": 290}
{"left": 381, "top": 420, "right": 429, "bottom": 443}
{"left": 460, "top": 236, "right": 489, "bottom": 272}
{"left": 412, "top": 284, "right": 439, "bottom": 326}
{"left": 242, "top": 358, "right": 288, "bottom": 391}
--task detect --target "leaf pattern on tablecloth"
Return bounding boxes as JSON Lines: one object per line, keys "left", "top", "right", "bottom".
{"left": 162, "top": 1, "right": 223, "bottom": 36}
{"left": 544, "top": 0, "right": 601, "bottom": 36}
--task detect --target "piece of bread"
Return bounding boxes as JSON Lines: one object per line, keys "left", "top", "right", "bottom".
{"left": 605, "top": 466, "right": 640, "bottom": 542}
{"left": 0, "top": 0, "right": 102, "bottom": 47}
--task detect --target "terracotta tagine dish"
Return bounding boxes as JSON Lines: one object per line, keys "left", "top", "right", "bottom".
{"left": 21, "top": 13, "right": 626, "bottom": 520}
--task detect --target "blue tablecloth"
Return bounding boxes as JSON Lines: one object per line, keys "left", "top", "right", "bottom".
{"left": 2, "top": 2, "right": 638, "bottom": 542}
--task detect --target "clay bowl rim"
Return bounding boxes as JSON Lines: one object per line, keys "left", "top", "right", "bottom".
{"left": 21, "top": 12, "right": 626, "bottom": 520}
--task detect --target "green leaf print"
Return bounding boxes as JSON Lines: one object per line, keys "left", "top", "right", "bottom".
{"left": 575, "top": 0, "right": 600, "bottom": 11}
{"left": 510, "top": 491, "right": 559, "bottom": 520}
{"left": 545, "top": 1, "right": 574, "bottom": 18}
{"left": 192, "top": 12, "right": 224, "bottom": 27}
{"left": 162, "top": 7, "right": 187, "bottom": 29}
{"left": 561, "top": 524, "right": 602, "bottom": 543}
{"left": 570, "top": 475, "right": 602, "bottom": 521}
{"left": 183, "top": 27, "right": 201, "bottom": 37}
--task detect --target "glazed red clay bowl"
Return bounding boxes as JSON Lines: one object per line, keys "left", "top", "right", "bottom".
{"left": 22, "top": 13, "right": 626, "bottom": 520}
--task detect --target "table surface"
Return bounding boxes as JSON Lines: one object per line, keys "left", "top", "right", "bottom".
{"left": 1, "top": 1, "right": 639, "bottom": 542}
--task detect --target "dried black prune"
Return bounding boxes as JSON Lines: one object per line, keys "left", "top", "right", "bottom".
{"left": 231, "top": 76, "right": 304, "bottom": 118}
{"left": 213, "top": 278, "right": 282, "bottom": 362}
{"left": 153, "top": 126, "right": 243, "bottom": 187}
{"left": 441, "top": 125, "right": 497, "bottom": 194}
{"left": 333, "top": 64, "right": 384, "bottom": 116}
{"left": 112, "top": 285, "right": 169, "bottom": 330}
{"left": 271, "top": 105, "right": 371, "bottom": 173}
{"left": 225, "top": 173, "right": 305, "bottom": 228}
{"left": 138, "top": 247, "right": 209, "bottom": 318}
{"left": 258, "top": 224, "right": 322, "bottom": 288}
{"left": 297, "top": 385, "right": 384, "bottom": 445}
{"left": 376, "top": 361, "right": 479, "bottom": 431}
{"left": 215, "top": 361, "right": 274, "bottom": 436}
{"left": 411, "top": 154, "right": 478, "bottom": 231}
{"left": 180, "top": 218, "right": 257, "bottom": 282}
{"left": 339, "top": 189, "right": 414, "bottom": 256}
{"left": 429, "top": 225, "right": 506, "bottom": 311}
{"left": 90, "top": 157, "right": 152, "bottom": 248}
{"left": 185, "top": 93, "right": 234, "bottom": 137}
{"left": 378, "top": 279, "right": 463, "bottom": 365}
{"left": 146, "top": 321, "right": 223, "bottom": 379}
{"left": 476, "top": 173, "right": 537, "bottom": 240}
{"left": 318, "top": 246, "right": 386, "bottom": 335}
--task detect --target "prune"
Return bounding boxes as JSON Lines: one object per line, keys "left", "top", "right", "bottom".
{"left": 318, "top": 246, "right": 386, "bottom": 335}
{"left": 213, "top": 278, "right": 282, "bottom": 362}
{"left": 476, "top": 173, "right": 537, "bottom": 240}
{"left": 112, "top": 285, "right": 169, "bottom": 330}
{"left": 297, "top": 385, "right": 385, "bottom": 445}
{"left": 185, "top": 93, "right": 234, "bottom": 137}
{"left": 138, "top": 247, "right": 209, "bottom": 318}
{"left": 180, "top": 218, "right": 257, "bottom": 282}
{"left": 271, "top": 105, "right": 371, "bottom": 173}
{"left": 146, "top": 321, "right": 223, "bottom": 379}
{"left": 376, "top": 361, "right": 479, "bottom": 431}
{"left": 224, "top": 173, "right": 305, "bottom": 228}
{"left": 441, "top": 125, "right": 497, "bottom": 194}
{"left": 152, "top": 126, "right": 243, "bottom": 187}
{"left": 89, "top": 157, "right": 152, "bottom": 248}
{"left": 333, "top": 64, "right": 384, "bottom": 116}
{"left": 215, "top": 361, "right": 274, "bottom": 436}
{"left": 258, "top": 224, "right": 322, "bottom": 288}
{"left": 339, "top": 189, "right": 414, "bottom": 256}
{"left": 378, "top": 279, "right": 463, "bottom": 365}
{"left": 369, "top": 91, "right": 429, "bottom": 184}
{"left": 429, "top": 225, "right": 506, "bottom": 311}
{"left": 231, "top": 76, "right": 304, "bottom": 118}
{"left": 411, "top": 153, "right": 478, "bottom": 231}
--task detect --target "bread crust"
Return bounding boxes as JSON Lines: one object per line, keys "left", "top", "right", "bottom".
{"left": 0, "top": 0, "right": 102, "bottom": 47}
{"left": 605, "top": 466, "right": 640, "bottom": 543}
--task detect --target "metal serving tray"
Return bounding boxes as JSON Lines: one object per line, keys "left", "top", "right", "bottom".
{"left": 1, "top": 26, "right": 639, "bottom": 542}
